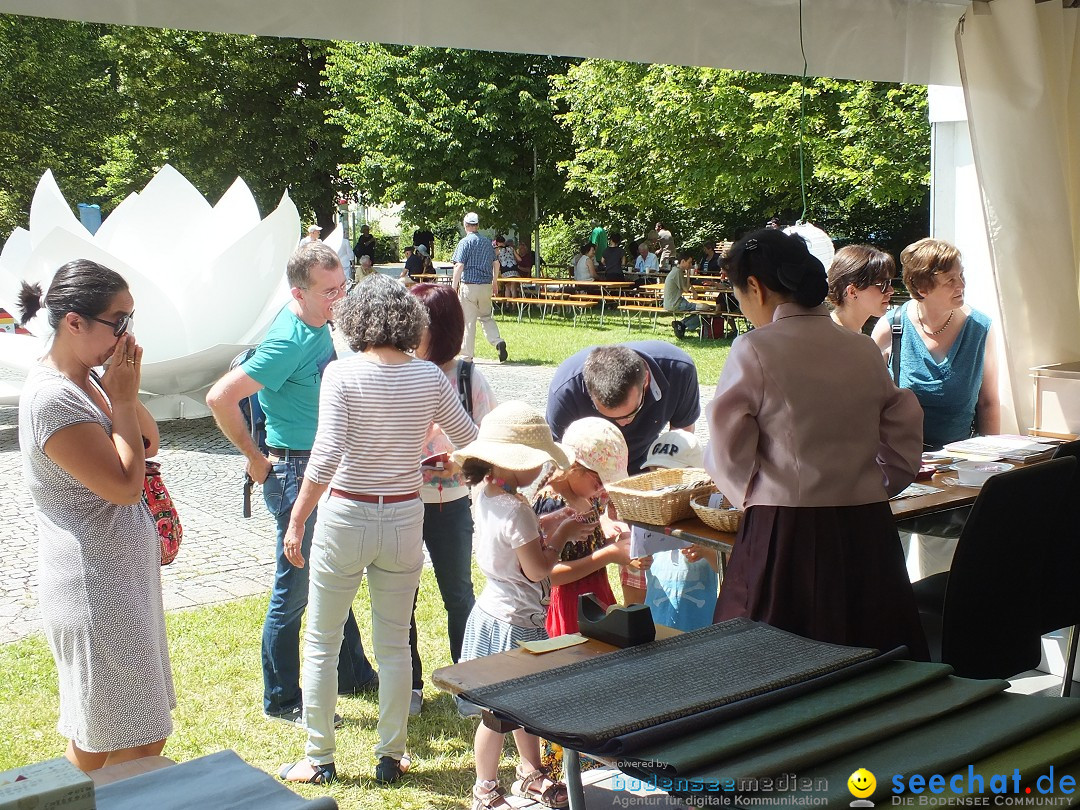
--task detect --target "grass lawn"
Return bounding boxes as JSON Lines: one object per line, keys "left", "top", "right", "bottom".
{"left": 470, "top": 311, "right": 733, "bottom": 387}
{"left": 0, "top": 564, "right": 597, "bottom": 809}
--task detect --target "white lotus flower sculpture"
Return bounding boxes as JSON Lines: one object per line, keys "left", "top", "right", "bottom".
{"left": 0, "top": 165, "right": 304, "bottom": 417}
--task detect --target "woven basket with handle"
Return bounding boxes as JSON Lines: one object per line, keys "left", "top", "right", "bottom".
{"left": 605, "top": 467, "right": 716, "bottom": 525}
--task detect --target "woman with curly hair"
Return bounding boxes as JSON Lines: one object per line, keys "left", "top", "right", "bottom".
{"left": 277, "top": 273, "right": 478, "bottom": 786}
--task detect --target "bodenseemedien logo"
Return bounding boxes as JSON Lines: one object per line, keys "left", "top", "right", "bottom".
{"left": 849, "top": 768, "right": 877, "bottom": 807}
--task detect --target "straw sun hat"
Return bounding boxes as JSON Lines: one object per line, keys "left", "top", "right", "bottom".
{"left": 451, "top": 401, "right": 570, "bottom": 471}
{"left": 561, "top": 417, "right": 629, "bottom": 485}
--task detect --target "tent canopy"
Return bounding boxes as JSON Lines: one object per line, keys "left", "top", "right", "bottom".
{"left": 0, "top": 0, "right": 969, "bottom": 85}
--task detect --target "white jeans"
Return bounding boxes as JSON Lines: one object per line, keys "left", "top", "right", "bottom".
{"left": 459, "top": 282, "right": 503, "bottom": 361}
{"left": 302, "top": 495, "right": 425, "bottom": 764}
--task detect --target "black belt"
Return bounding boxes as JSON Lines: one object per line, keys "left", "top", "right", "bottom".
{"left": 267, "top": 447, "right": 311, "bottom": 459}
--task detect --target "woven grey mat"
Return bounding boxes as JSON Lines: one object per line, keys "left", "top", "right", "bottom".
{"left": 462, "top": 618, "right": 876, "bottom": 750}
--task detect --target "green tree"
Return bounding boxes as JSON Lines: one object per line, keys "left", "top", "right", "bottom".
{"left": 101, "top": 29, "right": 350, "bottom": 229}
{"left": 0, "top": 15, "right": 120, "bottom": 238}
{"left": 553, "top": 61, "right": 930, "bottom": 254}
{"left": 325, "top": 45, "right": 581, "bottom": 246}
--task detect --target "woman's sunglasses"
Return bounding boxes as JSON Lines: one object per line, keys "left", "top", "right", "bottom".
{"left": 875, "top": 279, "right": 893, "bottom": 294}
{"left": 89, "top": 311, "right": 134, "bottom": 337}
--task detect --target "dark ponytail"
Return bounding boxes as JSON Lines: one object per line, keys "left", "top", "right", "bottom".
{"left": 17, "top": 281, "right": 44, "bottom": 326}
{"left": 18, "top": 260, "right": 128, "bottom": 330}
{"left": 725, "top": 228, "right": 828, "bottom": 308}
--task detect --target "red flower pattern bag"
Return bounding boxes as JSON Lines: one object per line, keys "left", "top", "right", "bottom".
{"left": 144, "top": 460, "right": 182, "bottom": 565}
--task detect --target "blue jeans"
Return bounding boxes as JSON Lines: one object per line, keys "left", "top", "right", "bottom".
{"left": 261, "top": 457, "right": 376, "bottom": 714}
{"left": 409, "top": 497, "right": 477, "bottom": 688}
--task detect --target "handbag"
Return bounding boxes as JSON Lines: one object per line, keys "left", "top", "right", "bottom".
{"left": 144, "top": 460, "right": 183, "bottom": 565}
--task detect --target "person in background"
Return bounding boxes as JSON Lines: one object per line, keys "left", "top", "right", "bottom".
{"left": 573, "top": 242, "right": 600, "bottom": 282}
{"left": 590, "top": 224, "right": 608, "bottom": 260}
{"left": 402, "top": 244, "right": 430, "bottom": 284}
{"left": 277, "top": 274, "right": 478, "bottom": 786}
{"left": 641, "top": 431, "right": 720, "bottom": 632}
{"left": 336, "top": 229, "right": 354, "bottom": 286}
{"left": 516, "top": 239, "right": 536, "bottom": 278}
{"left": 601, "top": 232, "right": 626, "bottom": 281}
{"left": 655, "top": 222, "right": 676, "bottom": 271}
{"left": 18, "top": 260, "right": 174, "bottom": 771}
{"left": 406, "top": 283, "right": 497, "bottom": 717}
{"left": 300, "top": 224, "right": 322, "bottom": 247}
{"left": 356, "top": 255, "right": 376, "bottom": 280}
{"left": 354, "top": 224, "right": 377, "bottom": 264}
{"left": 412, "top": 227, "right": 435, "bottom": 256}
{"left": 633, "top": 241, "right": 659, "bottom": 275}
{"left": 494, "top": 235, "right": 518, "bottom": 279}
{"left": 698, "top": 240, "right": 724, "bottom": 276}
{"left": 207, "top": 243, "right": 377, "bottom": 729}
{"left": 827, "top": 245, "right": 896, "bottom": 334}
{"left": 871, "top": 238, "right": 1000, "bottom": 450}
{"left": 452, "top": 211, "right": 508, "bottom": 364}
{"left": 765, "top": 217, "right": 782, "bottom": 230}
{"left": 705, "top": 228, "right": 927, "bottom": 657}
{"left": 665, "top": 250, "right": 709, "bottom": 339}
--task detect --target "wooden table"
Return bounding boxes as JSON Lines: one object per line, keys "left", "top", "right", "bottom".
{"left": 626, "top": 471, "right": 978, "bottom": 555}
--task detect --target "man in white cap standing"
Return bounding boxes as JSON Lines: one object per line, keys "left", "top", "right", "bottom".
{"left": 299, "top": 223, "right": 322, "bottom": 247}
{"left": 452, "top": 211, "right": 508, "bottom": 362}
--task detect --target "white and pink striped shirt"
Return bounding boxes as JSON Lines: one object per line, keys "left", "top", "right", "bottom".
{"left": 305, "top": 355, "right": 478, "bottom": 495}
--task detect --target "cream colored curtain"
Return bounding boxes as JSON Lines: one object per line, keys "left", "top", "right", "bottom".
{"left": 957, "top": 0, "right": 1080, "bottom": 431}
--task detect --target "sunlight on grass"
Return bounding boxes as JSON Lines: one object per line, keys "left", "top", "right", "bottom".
{"left": 471, "top": 311, "right": 731, "bottom": 386}
{"left": 0, "top": 565, "right": 533, "bottom": 810}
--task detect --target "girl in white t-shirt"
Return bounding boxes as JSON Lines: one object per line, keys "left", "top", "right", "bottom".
{"left": 451, "top": 401, "right": 597, "bottom": 810}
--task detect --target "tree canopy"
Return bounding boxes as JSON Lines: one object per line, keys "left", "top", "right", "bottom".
{"left": 325, "top": 44, "right": 580, "bottom": 242}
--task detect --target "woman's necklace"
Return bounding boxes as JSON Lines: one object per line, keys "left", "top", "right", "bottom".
{"left": 918, "top": 307, "right": 954, "bottom": 337}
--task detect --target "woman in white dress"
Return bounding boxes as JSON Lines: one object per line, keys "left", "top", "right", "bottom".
{"left": 17, "top": 259, "right": 174, "bottom": 771}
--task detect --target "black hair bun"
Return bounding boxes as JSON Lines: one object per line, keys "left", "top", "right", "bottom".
{"left": 777, "top": 259, "right": 828, "bottom": 307}
{"left": 16, "top": 281, "right": 44, "bottom": 325}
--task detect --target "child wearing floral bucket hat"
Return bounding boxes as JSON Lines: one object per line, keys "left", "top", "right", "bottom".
{"left": 451, "top": 401, "right": 597, "bottom": 810}
{"left": 531, "top": 416, "right": 631, "bottom": 638}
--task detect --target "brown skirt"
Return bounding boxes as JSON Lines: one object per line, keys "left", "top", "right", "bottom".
{"left": 714, "top": 502, "right": 929, "bottom": 660}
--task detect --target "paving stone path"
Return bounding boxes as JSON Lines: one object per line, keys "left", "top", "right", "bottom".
{"left": 0, "top": 360, "right": 713, "bottom": 643}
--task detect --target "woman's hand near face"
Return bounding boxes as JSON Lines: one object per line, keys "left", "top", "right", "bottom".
{"left": 100, "top": 335, "right": 142, "bottom": 406}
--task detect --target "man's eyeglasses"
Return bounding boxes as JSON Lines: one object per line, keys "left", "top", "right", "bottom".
{"left": 89, "top": 311, "right": 134, "bottom": 337}
{"left": 604, "top": 385, "right": 647, "bottom": 425}
{"left": 313, "top": 282, "right": 348, "bottom": 301}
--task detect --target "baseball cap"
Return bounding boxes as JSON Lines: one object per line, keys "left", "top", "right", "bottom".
{"left": 416, "top": 244, "right": 429, "bottom": 256}
{"left": 644, "top": 431, "right": 704, "bottom": 470}
{"left": 307, "top": 224, "right": 322, "bottom": 233}
{"left": 464, "top": 212, "right": 480, "bottom": 225}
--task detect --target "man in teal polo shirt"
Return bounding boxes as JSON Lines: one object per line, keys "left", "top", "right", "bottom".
{"left": 207, "top": 242, "right": 376, "bottom": 725}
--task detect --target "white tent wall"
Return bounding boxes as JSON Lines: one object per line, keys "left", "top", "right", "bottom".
{"left": 957, "top": 0, "right": 1080, "bottom": 433}
{"left": 928, "top": 84, "right": 1019, "bottom": 433}
{"left": 0, "top": 0, "right": 967, "bottom": 86}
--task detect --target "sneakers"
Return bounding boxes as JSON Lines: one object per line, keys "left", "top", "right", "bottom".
{"left": 496, "top": 341, "right": 509, "bottom": 363}
{"left": 265, "top": 705, "right": 344, "bottom": 729}
{"left": 409, "top": 688, "right": 423, "bottom": 716}
{"left": 340, "top": 672, "right": 379, "bottom": 697}
{"left": 672, "top": 320, "right": 686, "bottom": 339}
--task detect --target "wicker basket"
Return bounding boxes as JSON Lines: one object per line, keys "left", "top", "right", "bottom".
{"left": 690, "top": 493, "right": 743, "bottom": 533}
{"left": 605, "top": 467, "right": 716, "bottom": 525}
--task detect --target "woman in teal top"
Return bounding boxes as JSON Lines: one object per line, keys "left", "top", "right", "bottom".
{"left": 873, "top": 238, "right": 1000, "bottom": 450}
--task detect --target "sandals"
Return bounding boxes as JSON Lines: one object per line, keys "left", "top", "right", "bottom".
{"left": 374, "top": 753, "right": 412, "bottom": 785}
{"left": 473, "top": 781, "right": 512, "bottom": 809}
{"left": 278, "top": 760, "right": 336, "bottom": 785}
{"left": 511, "top": 765, "right": 569, "bottom": 808}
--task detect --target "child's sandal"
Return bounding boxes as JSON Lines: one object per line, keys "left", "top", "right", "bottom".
{"left": 472, "top": 782, "right": 511, "bottom": 809}
{"left": 511, "top": 765, "right": 569, "bottom": 808}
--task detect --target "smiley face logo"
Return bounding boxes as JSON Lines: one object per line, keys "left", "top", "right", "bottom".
{"left": 848, "top": 768, "right": 876, "bottom": 799}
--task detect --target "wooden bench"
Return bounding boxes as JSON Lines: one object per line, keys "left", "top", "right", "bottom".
{"left": 492, "top": 297, "right": 597, "bottom": 327}
{"left": 615, "top": 302, "right": 673, "bottom": 333}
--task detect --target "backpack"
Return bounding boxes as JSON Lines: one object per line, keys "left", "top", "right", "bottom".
{"left": 457, "top": 359, "right": 474, "bottom": 418}
{"left": 230, "top": 347, "right": 267, "bottom": 517}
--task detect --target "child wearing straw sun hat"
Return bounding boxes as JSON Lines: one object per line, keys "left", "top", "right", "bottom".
{"left": 452, "top": 401, "right": 596, "bottom": 810}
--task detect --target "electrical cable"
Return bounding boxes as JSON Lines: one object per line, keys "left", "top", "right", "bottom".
{"left": 797, "top": 0, "right": 809, "bottom": 223}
